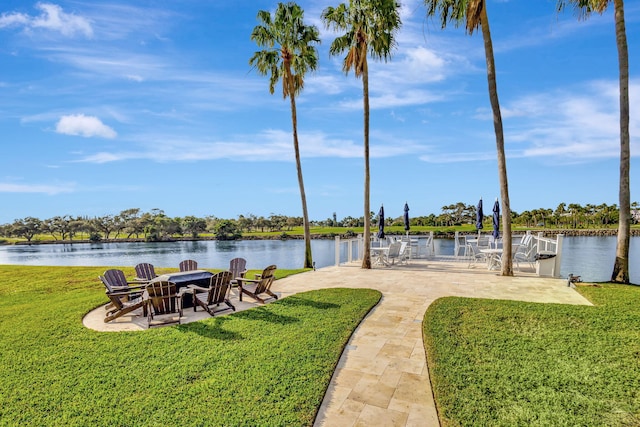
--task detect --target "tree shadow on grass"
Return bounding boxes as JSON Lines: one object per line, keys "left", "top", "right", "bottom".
{"left": 178, "top": 316, "right": 243, "bottom": 341}
{"left": 232, "top": 305, "right": 300, "bottom": 325}
{"left": 178, "top": 306, "right": 300, "bottom": 340}
{"left": 276, "top": 296, "right": 340, "bottom": 311}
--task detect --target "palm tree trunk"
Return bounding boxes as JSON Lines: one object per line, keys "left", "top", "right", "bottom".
{"left": 288, "top": 72, "right": 313, "bottom": 269}
{"left": 362, "top": 58, "right": 372, "bottom": 269}
{"left": 611, "top": 0, "right": 630, "bottom": 283}
{"left": 480, "top": 5, "right": 513, "bottom": 276}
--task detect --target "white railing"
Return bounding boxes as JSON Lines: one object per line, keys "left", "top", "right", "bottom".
{"left": 334, "top": 235, "right": 362, "bottom": 265}
{"left": 334, "top": 232, "right": 435, "bottom": 266}
{"left": 333, "top": 232, "right": 563, "bottom": 277}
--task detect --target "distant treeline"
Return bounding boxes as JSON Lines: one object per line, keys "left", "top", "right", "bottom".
{"left": 1, "top": 202, "right": 639, "bottom": 243}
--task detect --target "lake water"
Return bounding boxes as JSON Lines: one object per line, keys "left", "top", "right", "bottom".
{"left": 0, "top": 236, "right": 637, "bottom": 283}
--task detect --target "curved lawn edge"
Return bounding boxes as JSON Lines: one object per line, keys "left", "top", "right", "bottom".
{"left": 310, "top": 287, "right": 382, "bottom": 425}
{"left": 422, "top": 286, "right": 640, "bottom": 426}
{"left": 0, "top": 265, "right": 381, "bottom": 427}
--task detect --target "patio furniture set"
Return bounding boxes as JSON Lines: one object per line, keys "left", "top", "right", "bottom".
{"left": 462, "top": 233, "right": 539, "bottom": 271}
{"left": 370, "top": 236, "right": 415, "bottom": 267}
{"left": 99, "top": 258, "right": 278, "bottom": 328}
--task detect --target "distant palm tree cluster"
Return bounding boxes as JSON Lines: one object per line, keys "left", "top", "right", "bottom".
{"left": 437, "top": 202, "right": 640, "bottom": 228}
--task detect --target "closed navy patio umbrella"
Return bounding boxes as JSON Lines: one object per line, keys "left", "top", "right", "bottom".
{"left": 403, "top": 203, "right": 410, "bottom": 232}
{"left": 476, "top": 198, "right": 484, "bottom": 232}
{"left": 377, "top": 205, "right": 385, "bottom": 239}
{"left": 492, "top": 199, "right": 500, "bottom": 239}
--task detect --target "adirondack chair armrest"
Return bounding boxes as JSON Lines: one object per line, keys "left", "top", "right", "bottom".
{"left": 187, "top": 284, "right": 209, "bottom": 294}
{"left": 236, "top": 277, "right": 259, "bottom": 285}
{"left": 125, "top": 282, "right": 148, "bottom": 289}
{"left": 107, "top": 290, "right": 143, "bottom": 298}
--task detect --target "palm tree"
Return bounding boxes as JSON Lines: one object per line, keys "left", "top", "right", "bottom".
{"left": 249, "top": 2, "right": 319, "bottom": 269}
{"left": 554, "top": 203, "right": 567, "bottom": 227}
{"left": 424, "top": 0, "right": 513, "bottom": 275}
{"left": 557, "top": 0, "right": 630, "bottom": 283}
{"left": 322, "top": 0, "right": 402, "bottom": 269}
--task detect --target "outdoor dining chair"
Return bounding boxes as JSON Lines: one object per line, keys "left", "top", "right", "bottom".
{"left": 513, "top": 235, "right": 537, "bottom": 271}
{"left": 236, "top": 264, "right": 278, "bottom": 304}
{"left": 190, "top": 271, "right": 236, "bottom": 316}
{"left": 466, "top": 240, "right": 488, "bottom": 268}
{"left": 146, "top": 280, "right": 183, "bottom": 327}
{"left": 454, "top": 232, "right": 467, "bottom": 257}
{"left": 229, "top": 257, "right": 248, "bottom": 287}
{"left": 101, "top": 268, "right": 147, "bottom": 301}
{"left": 385, "top": 242, "right": 403, "bottom": 265}
{"left": 100, "top": 269, "right": 148, "bottom": 323}
{"left": 102, "top": 286, "right": 148, "bottom": 323}
{"left": 134, "top": 263, "right": 157, "bottom": 282}
{"left": 179, "top": 259, "right": 198, "bottom": 272}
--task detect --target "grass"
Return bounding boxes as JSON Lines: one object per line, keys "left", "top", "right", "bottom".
{"left": 0, "top": 265, "right": 381, "bottom": 426}
{"left": 423, "top": 283, "right": 640, "bottom": 426}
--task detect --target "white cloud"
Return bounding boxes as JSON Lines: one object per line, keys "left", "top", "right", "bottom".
{"left": 422, "top": 78, "right": 640, "bottom": 164}
{"left": 314, "top": 23, "right": 476, "bottom": 111}
{"left": 0, "top": 3, "right": 93, "bottom": 37}
{"left": 77, "top": 152, "right": 124, "bottom": 164}
{"left": 0, "top": 12, "right": 30, "bottom": 27}
{"left": 0, "top": 182, "right": 74, "bottom": 195}
{"left": 76, "top": 3, "right": 174, "bottom": 41}
{"left": 40, "top": 48, "right": 167, "bottom": 82}
{"left": 339, "top": 89, "right": 445, "bottom": 109}
{"left": 376, "top": 46, "right": 448, "bottom": 85}
{"left": 55, "top": 114, "right": 117, "bottom": 139}
{"left": 420, "top": 151, "right": 497, "bottom": 163}
{"left": 71, "top": 127, "right": 431, "bottom": 164}
{"left": 503, "top": 79, "right": 639, "bottom": 161}
{"left": 305, "top": 74, "right": 345, "bottom": 96}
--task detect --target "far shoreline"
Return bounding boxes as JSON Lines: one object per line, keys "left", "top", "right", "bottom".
{"left": 3, "top": 228, "right": 638, "bottom": 246}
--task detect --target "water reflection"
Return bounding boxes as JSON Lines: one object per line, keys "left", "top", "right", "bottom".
{"left": 559, "top": 236, "right": 639, "bottom": 283}
{"left": 0, "top": 240, "right": 339, "bottom": 270}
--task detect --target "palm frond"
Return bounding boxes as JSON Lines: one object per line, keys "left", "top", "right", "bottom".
{"left": 424, "top": 0, "right": 468, "bottom": 29}
{"left": 466, "top": 0, "right": 483, "bottom": 34}
{"left": 556, "top": 0, "right": 609, "bottom": 20}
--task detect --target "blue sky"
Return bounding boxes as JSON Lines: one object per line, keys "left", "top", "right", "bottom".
{"left": 0, "top": 0, "right": 638, "bottom": 224}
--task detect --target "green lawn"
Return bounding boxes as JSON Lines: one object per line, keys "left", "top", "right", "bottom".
{"left": 0, "top": 265, "right": 381, "bottom": 426}
{"left": 423, "top": 283, "right": 640, "bottom": 426}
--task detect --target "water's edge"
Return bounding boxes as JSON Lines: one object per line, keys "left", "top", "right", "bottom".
{"left": 4, "top": 227, "right": 637, "bottom": 246}
{"left": 0, "top": 236, "right": 637, "bottom": 284}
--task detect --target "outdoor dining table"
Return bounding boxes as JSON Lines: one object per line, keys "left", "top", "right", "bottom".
{"left": 480, "top": 248, "right": 503, "bottom": 270}
{"left": 149, "top": 270, "right": 213, "bottom": 308}
{"left": 371, "top": 246, "right": 390, "bottom": 266}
